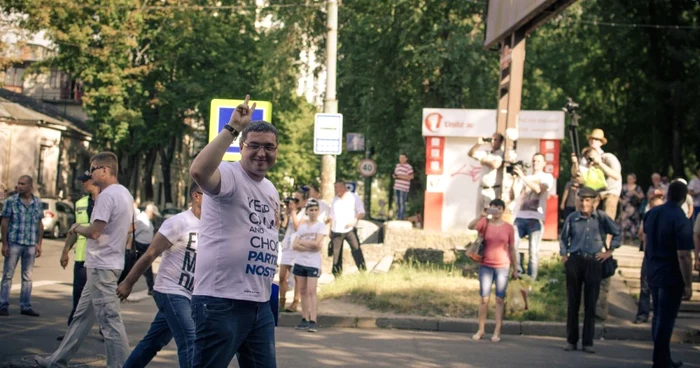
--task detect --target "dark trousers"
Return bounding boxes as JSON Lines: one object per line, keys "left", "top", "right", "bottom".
{"left": 636, "top": 257, "right": 651, "bottom": 320}
{"left": 134, "top": 241, "right": 155, "bottom": 291}
{"left": 67, "top": 261, "right": 87, "bottom": 326}
{"left": 330, "top": 229, "right": 366, "bottom": 276}
{"left": 651, "top": 285, "right": 683, "bottom": 368}
{"left": 565, "top": 254, "right": 602, "bottom": 347}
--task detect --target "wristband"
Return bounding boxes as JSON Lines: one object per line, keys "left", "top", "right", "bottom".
{"left": 223, "top": 124, "right": 239, "bottom": 138}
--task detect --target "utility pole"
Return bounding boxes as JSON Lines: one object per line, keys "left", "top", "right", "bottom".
{"left": 320, "top": 0, "right": 338, "bottom": 204}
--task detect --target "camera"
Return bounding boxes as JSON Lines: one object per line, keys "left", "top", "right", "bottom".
{"left": 563, "top": 97, "right": 579, "bottom": 115}
{"left": 283, "top": 196, "right": 299, "bottom": 204}
{"left": 505, "top": 160, "right": 529, "bottom": 175}
{"left": 482, "top": 137, "right": 493, "bottom": 143}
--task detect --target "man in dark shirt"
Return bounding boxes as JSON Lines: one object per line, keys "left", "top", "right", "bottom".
{"left": 560, "top": 186, "right": 621, "bottom": 354}
{"left": 644, "top": 181, "right": 693, "bottom": 368}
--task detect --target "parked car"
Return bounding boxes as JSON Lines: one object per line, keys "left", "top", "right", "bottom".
{"left": 42, "top": 198, "right": 76, "bottom": 238}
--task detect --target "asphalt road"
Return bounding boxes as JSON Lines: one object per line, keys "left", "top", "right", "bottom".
{"left": 1, "top": 239, "right": 699, "bottom": 367}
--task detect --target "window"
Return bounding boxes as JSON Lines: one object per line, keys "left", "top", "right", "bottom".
{"left": 3, "top": 67, "right": 25, "bottom": 87}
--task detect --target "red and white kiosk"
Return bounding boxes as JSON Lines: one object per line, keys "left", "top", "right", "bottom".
{"left": 422, "top": 108, "right": 564, "bottom": 240}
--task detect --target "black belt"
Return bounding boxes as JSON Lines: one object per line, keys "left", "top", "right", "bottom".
{"left": 570, "top": 252, "right": 599, "bottom": 258}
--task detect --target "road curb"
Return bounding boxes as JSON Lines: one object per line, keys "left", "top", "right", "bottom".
{"left": 278, "top": 313, "right": 699, "bottom": 342}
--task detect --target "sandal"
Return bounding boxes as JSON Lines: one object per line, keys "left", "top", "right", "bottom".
{"left": 472, "top": 331, "right": 484, "bottom": 340}
{"left": 491, "top": 334, "right": 501, "bottom": 342}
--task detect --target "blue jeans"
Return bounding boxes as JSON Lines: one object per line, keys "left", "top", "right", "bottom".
{"left": 693, "top": 206, "right": 700, "bottom": 225}
{"left": 191, "top": 295, "right": 276, "bottom": 368}
{"left": 125, "top": 291, "right": 195, "bottom": 368}
{"left": 513, "top": 218, "right": 543, "bottom": 280}
{"left": 651, "top": 285, "right": 683, "bottom": 368}
{"left": 395, "top": 190, "right": 408, "bottom": 220}
{"left": 0, "top": 243, "right": 36, "bottom": 310}
{"left": 478, "top": 265, "right": 510, "bottom": 299}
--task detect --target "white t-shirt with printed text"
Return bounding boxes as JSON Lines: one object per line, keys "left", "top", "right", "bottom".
{"left": 293, "top": 220, "right": 326, "bottom": 270}
{"left": 193, "top": 161, "right": 280, "bottom": 302}
{"left": 85, "top": 184, "right": 134, "bottom": 270}
{"left": 153, "top": 209, "right": 200, "bottom": 299}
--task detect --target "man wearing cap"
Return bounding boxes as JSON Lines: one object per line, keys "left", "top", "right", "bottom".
{"left": 572, "top": 128, "right": 622, "bottom": 320}
{"left": 57, "top": 171, "right": 100, "bottom": 340}
{"left": 134, "top": 203, "right": 160, "bottom": 295}
{"left": 560, "top": 186, "right": 621, "bottom": 354}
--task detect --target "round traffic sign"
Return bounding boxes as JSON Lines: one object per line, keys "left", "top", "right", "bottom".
{"left": 358, "top": 158, "right": 377, "bottom": 177}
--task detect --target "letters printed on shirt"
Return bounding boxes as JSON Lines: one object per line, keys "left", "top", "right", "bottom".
{"left": 245, "top": 196, "right": 279, "bottom": 279}
{"left": 178, "top": 232, "right": 198, "bottom": 292}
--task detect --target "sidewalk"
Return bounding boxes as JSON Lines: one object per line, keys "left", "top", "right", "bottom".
{"left": 289, "top": 241, "right": 700, "bottom": 344}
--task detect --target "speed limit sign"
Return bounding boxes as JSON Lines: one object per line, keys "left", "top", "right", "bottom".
{"left": 358, "top": 158, "right": 377, "bottom": 177}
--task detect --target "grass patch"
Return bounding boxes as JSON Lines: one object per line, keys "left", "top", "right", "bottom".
{"left": 320, "top": 259, "right": 568, "bottom": 322}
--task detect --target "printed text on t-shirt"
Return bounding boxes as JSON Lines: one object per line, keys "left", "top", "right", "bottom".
{"left": 245, "top": 197, "right": 278, "bottom": 278}
{"left": 178, "top": 232, "right": 198, "bottom": 292}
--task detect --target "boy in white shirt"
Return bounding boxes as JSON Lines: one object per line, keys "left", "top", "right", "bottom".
{"left": 116, "top": 183, "right": 202, "bottom": 368}
{"left": 292, "top": 199, "right": 326, "bottom": 332}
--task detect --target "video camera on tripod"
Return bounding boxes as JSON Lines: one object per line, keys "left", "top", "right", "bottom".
{"left": 563, "top": 97, "right": 582, "bottom": 160}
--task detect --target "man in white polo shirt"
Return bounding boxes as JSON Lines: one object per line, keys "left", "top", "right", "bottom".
{"left": 36, "top": 151, "right": 133, "bottom": 368}
{"left": 117, "top": 183, "right": 202, "bottom": 368}
{"left": 330, "top": 180, "right": 366, "bottom": 277}
{"left": 189, "top": 95, "right": 280, "bottom": 368}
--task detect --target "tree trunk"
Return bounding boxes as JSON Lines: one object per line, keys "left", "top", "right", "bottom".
{"left": 160, "top": 134, "right": 178, "bottom": 205}
{"left": 142, "top": 147, "right": 158, "bottom": 201}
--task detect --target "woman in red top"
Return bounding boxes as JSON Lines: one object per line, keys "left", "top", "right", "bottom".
{"left": 468, "top": 199, "right": 518, "bottom": 342}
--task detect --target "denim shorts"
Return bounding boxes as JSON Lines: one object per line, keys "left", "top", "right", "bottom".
{"left": 478, "top": 265, "right": 510, "bottom": 299}
{"left": 293, "top": 264, "right": 320, "bottom": 278}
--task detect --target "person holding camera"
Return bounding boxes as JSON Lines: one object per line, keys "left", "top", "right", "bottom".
{"left": 468, "top": 133, "right": 504, "bottom": 210}
{"left": 279, "top": 189, "right": 307, "bottom": 312}
{"left": 560, "top": 187, "right": 621, "bottom": 354}
{"left": 467, "top": 199, "right": 517, "bottom": 343}
{"left": 510, "top": 153, "right": 553, "bottom": 280}
{"left": 572, "top": 129, "right": 622, "bottom": 321}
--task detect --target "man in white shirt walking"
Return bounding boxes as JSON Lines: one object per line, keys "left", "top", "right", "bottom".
{"left": 134, "top": 203, "right": 159, "bottom": 295}
{"left": 330, "top": 180, "right": 366, "bottom": 277}
{"left": 189, "top": 95, "right": 280, "bottom": 368}
{"left": 36, "top": 151, "right": 134, "bottom": 368}
{"left": 117, "top": 183, "right": 202, "bottom": 368}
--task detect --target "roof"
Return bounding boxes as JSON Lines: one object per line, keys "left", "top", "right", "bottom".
{"left": 0, "top": 88, "right": 92, "bottom": 137}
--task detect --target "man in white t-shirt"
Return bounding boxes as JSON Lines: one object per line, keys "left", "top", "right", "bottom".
{"left": 511, "top": 152, "right": 554, "bottom": 281}
{"left": 291, "top": 199, "right": 326, "bottom": 333}
{"left": 189, "top": 95, "right": 280, "bottom": 368}
{"left": 133, "top": 203, "right": 159, "bottom": 294}
{"left": 117, "top": 183, "right": 202, "bottom": 368}
{"left": 468, "top": 133, "right": 504, "bottom": 210}
{"left": 36, "top": 151, "right": 133, "bottom": 368}
{"left": 330, "top": 180, "right": 366, "bottom": 277}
